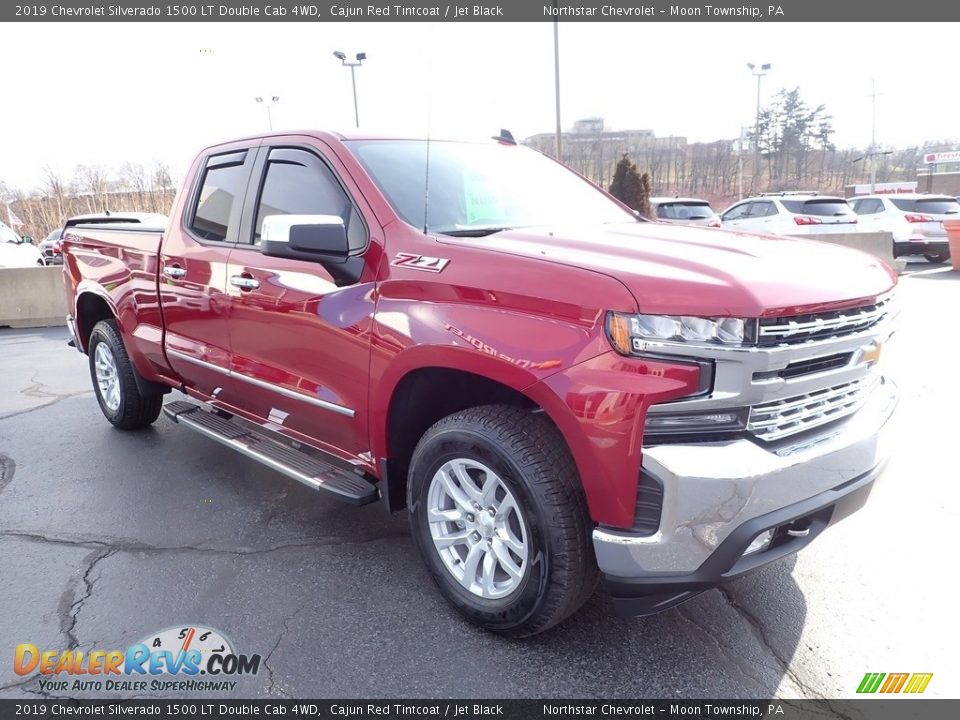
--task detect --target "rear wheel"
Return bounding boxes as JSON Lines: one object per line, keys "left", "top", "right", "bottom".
{"left": 925, "top": 252, "right": 950, "bottom": 264}
{"left": 88, "top": 320, "right": 162, "bottom": 430}
{"left": 407, "top": 405, "right": 598, "bottom": 637}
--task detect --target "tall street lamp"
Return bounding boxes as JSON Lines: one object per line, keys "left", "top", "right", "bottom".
{"left": 552, "top": 8, "right": 562, "bottom": 161}
{"left": 747, "top": 62, "right": 771, "bottom": 194}
{"left": 334, "top": 51, "right": 366, "bottom": 128}
{"left": 255, "top": 96, "right": 280, "bottom": 131}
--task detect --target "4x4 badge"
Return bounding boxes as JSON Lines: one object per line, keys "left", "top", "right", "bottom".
{"left": 391, "top": 252, "right": 450, "bottom": 273}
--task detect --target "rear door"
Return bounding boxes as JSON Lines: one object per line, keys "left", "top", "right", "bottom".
{"left": 160, "top": 147, "right": 256, "bottom": 399}
{"left": 850, "top": 197, "right": 884, "bottom": 231}
{"left": 745, "top": 200, "right": 778, "bottom": 232}
{"left": 223, "top": 141, "right": 382, "bottom": 461}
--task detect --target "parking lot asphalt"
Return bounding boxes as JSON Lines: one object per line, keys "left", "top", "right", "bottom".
{"left": 1, "top": 261, "right": 958, "bottom": 702}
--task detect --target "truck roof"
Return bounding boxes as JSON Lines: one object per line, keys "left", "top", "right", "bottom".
{"left": 202, "top": 129, "right": 509, "bottom": 151}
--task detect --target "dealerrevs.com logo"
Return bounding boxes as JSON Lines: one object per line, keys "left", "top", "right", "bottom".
{"left": 856, "top": 672, "right": 934, "bottom": 694}
{"left": 14, "top": 625, "right": 261, "bottom": 694}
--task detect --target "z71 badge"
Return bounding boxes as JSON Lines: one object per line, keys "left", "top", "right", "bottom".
{"left": 391, "top": 252, "right": 450, "bottom": 272}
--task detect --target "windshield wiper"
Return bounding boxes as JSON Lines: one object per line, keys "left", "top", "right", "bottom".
{"left": 438, "top": 227, "right": 513, "bottom": 237}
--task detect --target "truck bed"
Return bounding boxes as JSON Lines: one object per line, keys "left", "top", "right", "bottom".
{"left": 62, "top": 223, "right": 170, "bottom": 384}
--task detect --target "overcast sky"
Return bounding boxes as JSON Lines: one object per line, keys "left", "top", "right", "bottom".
{"left": 3, "top": 21, "right": 956, "bottom": 189}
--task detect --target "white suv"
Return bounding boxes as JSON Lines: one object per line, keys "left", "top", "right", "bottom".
{"left": 849, "top": 193, "right": 958, "bottom": 263}
{"left": 720, "top": 193, "right": 859, "bottom": 236}
{"left": 650, "top": 197, "right": 721, "bottom": 227}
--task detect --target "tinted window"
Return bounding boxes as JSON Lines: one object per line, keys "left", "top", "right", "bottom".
{"left": 749, "top": 201, "right": 777, "bottom": 217}
{"left": 722, "top": 203, "right": 750, "bottom": 221}
{"left": 656, "top": 202, "right": 714, "bottom": 220}
{"left": 254, "top": 148, "right": 366, "bottom": 252}
{"left": 852, "top": 198, "right": 884, "bottom": 214}
{"left": 890, "top": 197, "right": 960, "bottom": 215}
{"left": 781, "top": 199, "right": 853, "bottom": 216}
{"left": 190, "top": 156, "right": 248, "bottom": 242}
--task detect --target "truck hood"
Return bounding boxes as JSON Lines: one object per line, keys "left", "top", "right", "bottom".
{"left": 440, "top": 222, "right": 897, "bottom": 317}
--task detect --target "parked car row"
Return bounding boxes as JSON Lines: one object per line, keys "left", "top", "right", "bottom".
{"left": 649, "top": 191, "right": 958, "bottom": 263}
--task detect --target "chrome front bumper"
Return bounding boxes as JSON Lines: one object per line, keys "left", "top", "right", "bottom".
{"left": 593, "top": 375, "right": 897, "bottom": 578}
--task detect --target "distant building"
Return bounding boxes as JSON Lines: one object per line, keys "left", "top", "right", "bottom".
{"left": 916, "top": 170, "right": 960, "bottom": 196}
{"left": 524, "top": 118, "right": 686, "bottom": 186}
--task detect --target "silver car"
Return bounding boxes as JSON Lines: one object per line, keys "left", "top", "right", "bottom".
{"left": 650, "top": 197, "right": 721, "bottom": 227}
{"left": 849, "top": 193, "right": 958, "bottom": 263}
{"left": 39, "top": 229, "right": 63, "bottom": 266}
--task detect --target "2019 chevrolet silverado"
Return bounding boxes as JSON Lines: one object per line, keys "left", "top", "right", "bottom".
{"left": 63, "top": 131, "right": 898, "bottom": 636}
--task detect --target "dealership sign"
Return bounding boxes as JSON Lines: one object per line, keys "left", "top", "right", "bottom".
{"left": 924, "top": 151, "right": 960, "bottom": 164}
{"left": 851, "top": 181, "right": 917, "bottom": 196}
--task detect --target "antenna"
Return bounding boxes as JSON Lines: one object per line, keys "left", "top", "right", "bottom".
{"left": 423, "top": 133, "right": 431, "bottom": 234}
{"left": 422, "top": 28, "right": 434, "bottom": 235}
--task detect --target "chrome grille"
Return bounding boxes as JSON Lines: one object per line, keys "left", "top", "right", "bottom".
{"left": 758, "top": 293, "right": 894, "bottom": 346}
{"left": 748, "top": 376, "right": 880, "bottom": 441}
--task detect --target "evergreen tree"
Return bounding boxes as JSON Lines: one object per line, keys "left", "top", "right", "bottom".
{"left": 608, "top": 154, "right": 652, "bottom": 218}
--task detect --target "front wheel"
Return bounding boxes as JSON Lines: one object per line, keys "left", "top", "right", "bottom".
{"left": 407, "top": 405, "right": 598, "bottom": 637}
{"left": 925, "top": 252, "right": 950, "bottom": 264}
{"left": 88, "top": 320, "right": 162, "bottom": 430}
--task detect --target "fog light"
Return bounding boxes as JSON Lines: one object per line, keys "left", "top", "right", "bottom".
{"left": 643, "top": 409, "right": 748, "bottom": 438}
{"left": 742, "top": 529, "right": 774, "bottom": 556}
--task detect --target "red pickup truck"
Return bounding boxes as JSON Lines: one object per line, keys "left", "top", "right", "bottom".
{"left": 63, "top": 131, "right": 898, "bottom": 636}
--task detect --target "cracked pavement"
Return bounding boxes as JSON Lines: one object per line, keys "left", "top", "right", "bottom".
{"left": 0, "top": 262, "right": 957, "bottom": 701}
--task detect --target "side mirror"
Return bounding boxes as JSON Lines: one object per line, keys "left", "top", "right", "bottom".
{"left": 260, "top": 214, "right": 349, "bottom": 264}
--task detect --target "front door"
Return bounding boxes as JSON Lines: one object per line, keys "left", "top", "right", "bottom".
{"left": 223, "top": 143, "right": 381, "bottom": 461}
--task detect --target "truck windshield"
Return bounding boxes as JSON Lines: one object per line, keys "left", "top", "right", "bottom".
{"left": 348, "top": 140, "right": 636, "bottom": 235}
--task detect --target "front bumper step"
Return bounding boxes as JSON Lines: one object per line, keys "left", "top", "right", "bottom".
{"left": 163, "top": 401, "right": 379, "bottom": 505}
{"left": 601, "top": 459, "right": 882, "bottom": 617}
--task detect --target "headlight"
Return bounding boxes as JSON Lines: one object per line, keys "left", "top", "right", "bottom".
{"left": 607, "top": 312, "right": 756, "bottom": 353}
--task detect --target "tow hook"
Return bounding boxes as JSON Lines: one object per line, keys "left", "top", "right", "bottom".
{"left": 785, "top": 518, "right": 813, "bottom": 538}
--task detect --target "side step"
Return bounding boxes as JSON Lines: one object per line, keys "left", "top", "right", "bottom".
{"left": 163, "top": 401, "right": 379, "bottom": 505}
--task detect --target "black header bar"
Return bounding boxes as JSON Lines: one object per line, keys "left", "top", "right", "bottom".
{"left": 5, "top": 0, "right": 960, "bottom": 23}
{"left": 0, "top": 700, "right": 957, "bottom": 720}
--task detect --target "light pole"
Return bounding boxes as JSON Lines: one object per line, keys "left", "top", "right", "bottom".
{"left": 255, "top": 96, "right": 280, "bottom": 131}
{"left": 747, "top": 62, "right": 771, "bottom": 194}
{"left": 333, "top": 51, "right": 366, "bottom": 128}
{"left": 867, "top": 78, "right": 884, "bottom": 192}
{"left": 736, "top": 126, "right": 750, "bottom": 200}
{"left": 552, "top": 9, "right": 562, "bottom": 161}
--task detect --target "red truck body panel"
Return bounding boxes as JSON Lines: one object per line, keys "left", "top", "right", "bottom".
{"left": 63, "top": 130, "right": 897, "bottom": 529}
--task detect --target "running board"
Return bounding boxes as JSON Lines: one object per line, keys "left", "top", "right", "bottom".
{"left": 163, "top": 401, "right": 378, "bottom": 505}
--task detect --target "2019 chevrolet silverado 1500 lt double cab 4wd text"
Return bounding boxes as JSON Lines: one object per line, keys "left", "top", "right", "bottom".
{"left": 63, "top": 131, "right": 898, "bottom": 637}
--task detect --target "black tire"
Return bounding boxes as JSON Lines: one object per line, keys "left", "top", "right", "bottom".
{"left": 925, "top": 252, "right": 950, "bottom": 264}
{"left": 407, "top": 405, "right": 598, "bottom": 637}
{"left": 88, "top": 320, "right": 162, "bottom": 430}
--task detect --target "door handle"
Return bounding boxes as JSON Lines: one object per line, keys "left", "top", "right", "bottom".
{"left": 230, "top": 275, "right": 261, "bottom": 291}
{"left": 163, "top": 265, "right": 186, "bottom": 279}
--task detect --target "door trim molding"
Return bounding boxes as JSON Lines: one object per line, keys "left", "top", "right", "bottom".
{"left": 166, "top": 348, "right": 355, "bottom": 418}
